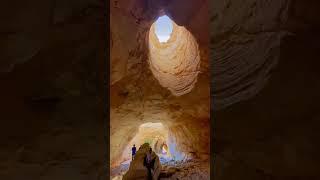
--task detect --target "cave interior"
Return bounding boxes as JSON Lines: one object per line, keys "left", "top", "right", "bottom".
{"left": 110, "top": 1, "right": 210, "bottom": 179}
{"left": 0, "top": 0, "right": 320, "bottom": 180}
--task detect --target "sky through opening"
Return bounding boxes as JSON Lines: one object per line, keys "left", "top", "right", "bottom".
{"left": 155, "top": 15, "right": 173, "bottom": 43}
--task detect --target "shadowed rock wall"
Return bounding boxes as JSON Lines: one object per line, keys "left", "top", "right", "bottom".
{"left": 212, "top": 0, "right": 320, "bottom": 179}
{"left": 0, "top": 0, "right": 107, "bottom": 179}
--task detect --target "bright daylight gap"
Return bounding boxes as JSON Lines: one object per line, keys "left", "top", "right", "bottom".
{"left": 154, "top": 15, "right": 173, "bottom": 43}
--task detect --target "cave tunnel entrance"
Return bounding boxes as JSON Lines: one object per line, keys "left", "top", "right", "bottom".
{"left": 121, "top": 122, "right": 173, "bottom": 165}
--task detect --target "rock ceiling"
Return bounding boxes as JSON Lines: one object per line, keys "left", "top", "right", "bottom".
{"left": 110, "top": 0, "right": 290, "bottom": 109}
{"left": 148, "top": 20, "right": 201, "bottom": 96}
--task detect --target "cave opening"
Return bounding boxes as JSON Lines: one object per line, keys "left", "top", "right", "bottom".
{"left": 110, "top": 122, "right": 182, "bottom": 179}
{"left": 154, "top": 15, "right": 173, "bottom": 43}
{"left": 120, "top": 122, "right": 174, "bottom": 165}
{"left": 148, "top": 15, "right": 201, "bottom": 96}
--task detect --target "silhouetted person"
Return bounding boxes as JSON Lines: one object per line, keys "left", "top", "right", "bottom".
{"left": 144, "top": 148, "right": 156, "bottom": 180}
{"left": 132, "top": 144, "right": 136, "bottom": 160}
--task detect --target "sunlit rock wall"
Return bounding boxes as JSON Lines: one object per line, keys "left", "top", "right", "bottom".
{"left": 110, "top": 0, "right": 210, "bottom": 168}
{"left": 148, "top": 21, "right": 200, "bottom": 96}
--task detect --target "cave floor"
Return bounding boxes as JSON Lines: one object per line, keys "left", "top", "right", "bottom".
{"left": 159, "top": 159, "right": 209, "bottom": 180}
{"left": 111, "top": 157, "right": 209, "bottom": 180}
{"left": 110, "top": 160, "right": 130, "bottom": 179}
{"left": 110, "top": 154, "right": 173, "bottom": 179}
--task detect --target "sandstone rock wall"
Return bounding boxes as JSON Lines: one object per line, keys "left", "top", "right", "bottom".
{"left": 0, "top": 0, "right": 107, "bottom": 179}
{"left": 210, "top": 0, "right": 290, "bottom": 109}
{"left": 123, "top": 143, "right": 161, "bottom": 180}
{"left": 110, "top": 0, "right": 210, "bottom": 168}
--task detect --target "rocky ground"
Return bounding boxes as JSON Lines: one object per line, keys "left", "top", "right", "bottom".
{"left": 159, "top": 159, "right": 210, "bottom": 180}
{"left": 111, "top": 160, "right": 130, "bottom": 179}
{"left": 112, "top": 155, "right": 209, "bottom": 180}
{"left": 111, "top": 148, "right": 209, "bottom": 180}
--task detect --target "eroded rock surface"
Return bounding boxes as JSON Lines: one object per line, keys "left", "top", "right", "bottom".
{"left": 148, "top": 20, "right": 200, "bottom": 96}
{"left": 159, "top": 159, "right": 210, "bottom": 180}
{"left": 0, "top": 0, "right": 107, "bottom": 179}
{"left": 210, "top": 0, "right": 291, "bottom": 109}
{"left": 123, "top": 143, "right": 161, "bottom": 180}
{"left": 110, "top": 0, "right": 210, "bottom": 171}
{"left": 1, "top": 0, "right": 319, "bottom": 180}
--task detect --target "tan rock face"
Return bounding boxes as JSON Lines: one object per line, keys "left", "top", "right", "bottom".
{"left": 110, "top": 1, "right": 295, "bottom": 174}
{"left": 210, "top": 0, "right": 290, "bottom": 109}
{"left": 110, "top": 0, "right": 210, "bottom": 170}
{"left": 123, "top": 143, "right": 161, "bottom": 180}
{"left": 110, "top": 71, "right": 210, "bottom": 167}
{"left": 119, "top": 123, "right": 170, "bottom": 163}
{"left": 148, "top": 20, "right": 201, "bottom": 96}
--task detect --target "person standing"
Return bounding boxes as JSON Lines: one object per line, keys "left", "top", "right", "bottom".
{"left": 131, "top": 144, "right": 136, "bottom": 160}
{"left": 144, "top": 148, "right": 155, "bottom": 180}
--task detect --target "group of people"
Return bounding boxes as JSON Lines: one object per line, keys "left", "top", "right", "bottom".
{"left": 132, "top": 144, "right": 156, "bottom": 179}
